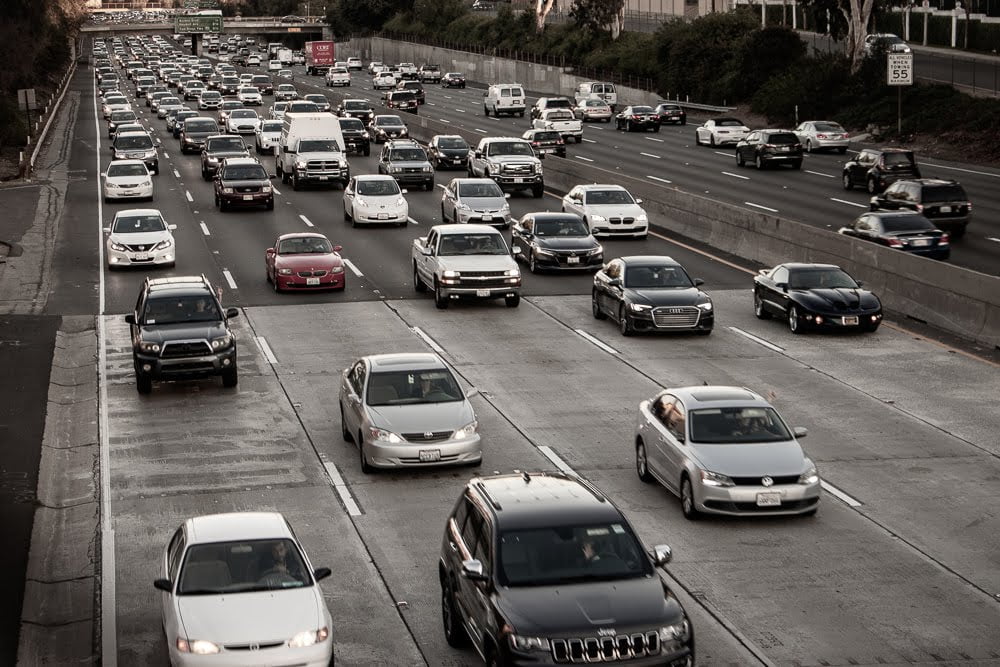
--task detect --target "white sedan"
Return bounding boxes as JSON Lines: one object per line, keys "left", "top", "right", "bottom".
{"left": 103, "top": 160, "right": 153, "bottom": 203}
{"left": 104, "top": 208, "right": 175, "bottom": 269}
{"left": 325, "top": 67, "right": 351, "bottom": 87}
{"left": 561, "top": 183, "right": 649, "bottom": 238}
{"left": 793, "top": 120, "right": 850, "bottom": 154}
{"left": 255, "top": 119, "right": 283, "bottom": 155}
{"left": 372, "top": 71, "right": 396, "bottom": 90}
{"left": 226, "top": 109, "right": 260, "bottom": 135}
{"left": 343, "top": 174, "right": 408, "bottom": 227}
{"left": 237, "top": 86, "right": 262, "bottom": 105}
{"left": 694, "top": 117, "right": 750, "bottom": 147}
{"left": 154, "top": 512, "right": 335, "bottom": 667}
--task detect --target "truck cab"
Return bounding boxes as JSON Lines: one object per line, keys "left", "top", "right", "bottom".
{"left": 468, "top": 137, "right": 543, "bottom": 198}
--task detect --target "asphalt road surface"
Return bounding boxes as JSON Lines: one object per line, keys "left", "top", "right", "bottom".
{"left": 65, "top": 44, "right": 1000, "bottom": 666}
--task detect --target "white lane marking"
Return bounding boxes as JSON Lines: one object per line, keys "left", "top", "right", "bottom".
{"left": 987, "top": 237, "right": 1000, "bottom": 244}
{"left": 830, "top": 197, "right": 867, "bottom": 208}
{"left": 575, "top": 156, "right": 595, "bottom": 163}
{"left": 438, "top": 118, "right": 451, "bottom": 123}
{"left": 342, "top": 258, "right": 363, "bottom": 277}
{"left": 412, "top": 326, "right": 445, "bottom": 354}
{"left": 821, "top": 480, "right": 863, "bottom": 507}
{"left": 728, "top": 326, "right": 785, "bottom": 353}
{"left": 646, "top": 137, "right": 664, "bottom": 143}
{"left": 436, "top": 183, "right": 447, "bottom": 190}
{"left": 722, "top": 171, "right": 750, "bottom": 180}
{"left": 574, "top": 329, "right": 618, "bottom": 355}
{"left": 323, "top": 462, "right": 362, "bottom": 516}
{"left": 299, "top": 214, "right": 314, "bottom": 227}
{"left": 582, "top": 138, "right": 597, "bottom": 144}
{"left": 407, "top": 216, "right": 419, "bottom": 225}
{"left": 427, "top": 102, "right": 436, "bottom": 106}
{"left": 647, "top": 175, "right": 672, "bottom": 184}
{"left": 93, "top": 74, "right": 118, "bottom": 667}
{"left": 199, "top": 222, "right": 210, "bottom": 236}
{"left": 921, "top": 161, "right": 1000, "bottom": 178}
{"left": 163, "top": 151, "right": 169, "bottom": 158}
{"left": 538, "top": 445, "right": 577, "bottom": 476}
{"left": 745, "top": 201, "right": 778, "bottom": 213}
{"left": 444, "top": 95, "right": 453, "bottom": 99}
{"left": 805, "top": 170, "right": 835, "bottom": 178}
{"left": 272, "top": 185, "right": 282, "bottom": 195}
{"left": 255, "top": 335, "right": 278, "bottom": 364}
{"left": 639, "top": 152, "right": 661, "bottom": 159}
{"left": 713, "top": 151, "right": 732, "bottom": 157}
{"left": 185, "top": 190, "right": 193, "bottom": 202}
{"left": 474, "top": 128, "right": 488, "bottom": 133}
{"left": 455, "top": 108, "right": 466, "bottom": 113}
{"left": 222, "top": 269, "right": 238, "bottom": 289}
{"left": 172, "top": 169, "right": 181, "bottom": 178}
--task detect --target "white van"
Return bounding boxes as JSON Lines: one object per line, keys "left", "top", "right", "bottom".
{"left": 483, "top": 83, "right": 526, "bottom": 117}
{"left": 275, "top": 112, "right": 349, "bottom": 189}
{"left": 574, "top": 81, "right": 618, "bottom": 111}
{"left": 268, "top": 58, "right": 281, "bottom": 71}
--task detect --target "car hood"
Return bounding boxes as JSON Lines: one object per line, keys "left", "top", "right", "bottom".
{"left": 297, "top": 151, "right": 344, "bottom": 161}
{"left": 109, "top": 232, "right": 166, "bottom": 246}
{"left": 205, "top": 150, "right": 249, "bottom": 160}
{"left": 230, "top": 117, "right": 259, "bottom": 125}
{"left": 584, "top": 203, "right": 645, "bottom": 218}
{"left": 106, "top": 175, "right": 150, "bottom": 186}
{"left": 374, "top": 125, "right": 406, "bottom": 133}
{"left": 184, "top": 130, "right": 218, "bottom": 140}
{"left": 793, "top": 288, "right": 880, "bottom": 312}
{"left": 356, "top": 194, "right": 404, "bottom": 208}
{"left": 138, "top": 322, "right": 227, "bottom": 344}
{"left": 177, "top": 588, "right": 324, "bottom": 645}
{"left": 435, "top": 255, "right": 517, "bottom": 272}
{"left": 485, "top": 155, "right": 539, "bottom": 165}
{"left": 390, "top": 160, "right": 430, "bottom": 169}
{"left": 495, "top": 578, "right": 681, "bottom": 636}
{"left": 366, "top": 400, "right": 474, "bottom": 433}
{"left": 275, "top": 253, "right": 341, "bottom": 270}
{"left": 459, "top": 196, "right": 505, "bottom": 210}
{"left": 436, "top": 148, "right": 468, "bottom": 157}
{"left": 624, "top": 286, "right": 705, "bottom": 307}
{"left": 689, "top": 440, "right": 807, "bottom": 477}
{"left": 535, "top": 236, "right": 597, "bottom": 251}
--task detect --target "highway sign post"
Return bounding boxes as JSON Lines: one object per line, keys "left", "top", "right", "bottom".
{"left": 887, "top": 53, "right": 913, "bottom": 135}
{"left": 17, "top": 89, "right": 37, "bottom": 141}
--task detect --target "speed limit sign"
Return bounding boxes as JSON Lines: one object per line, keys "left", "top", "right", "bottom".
{"left": 888, "top": 53, "right": 913, "bottom": 86}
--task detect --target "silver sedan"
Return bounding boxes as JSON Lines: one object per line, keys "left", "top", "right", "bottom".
{"left": 793, "top": 120, "right": 850, "bottom": 154}
{"left": 634, "top": 385, "right": 820, "bottom": 519}
{"left": 339, "top": 353, "right": 482, "bottom": 473}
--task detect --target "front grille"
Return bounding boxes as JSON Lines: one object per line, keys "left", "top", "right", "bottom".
{"left": 235, "top": 186, "right": 261, "bottom": 193}
{"left": 730, "top": 475, "right": 800, "bottom": 486}
{"left": 160, "top": 361, "right": 215, "bottom": 374}
{"left": 161, "top": 341, "right": 212, "bottom": 358}
{"left": 460, "top": 271, "right": 506, "bottom": 278}
{"left": 296, "top": 270, "right": 328, "bottom": 278}
{"left": 608, "top": 217, "right": 636, "bottom": 225}
{"left": 124, "top": 243, "right": 154, "bottom": 252}
{"left": 306, "top": 160, "right": 340, "bottom": 171}
{"left": 651, "top": 306, "right": 701, "bottom": 328}
{"left": 501, "top": 163, "right": 533, "bottom": 174}
{"left": 223, "top": 641, "right": 285, "bottom": 651}
{"left": 552, "top": 631, "right": 660, "bottom": 663}
{"left": 704, "top": 498, "right": 817, "bottom": 512}
{"left": 402, "top": 167, "right": 424, "bottom": 173}
{"left": 457, "top": 278, "right": 509, "bottom": 288}
{"left": 402, "top": 430, "right": 453, "bottom": 442}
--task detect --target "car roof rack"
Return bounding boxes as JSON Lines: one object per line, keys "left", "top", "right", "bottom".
{"left": 474, "top": 481, "right": 502, "bottom": 511}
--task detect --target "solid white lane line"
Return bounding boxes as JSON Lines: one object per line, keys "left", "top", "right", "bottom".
{"left": 745, "top": 201, "right": 778, "bottom": 213}
{"left": 987, "top": 237, "right": 1000, "bottom": 244}
{"left": 438, "top": 118, "right": 451, "bottom": 123}
{"left": 222, "top": 269, "right": 238, "bottom": 289}
{"left": 722, "top": 171, "right": 750, "bottom": 180}
{"left": 538, "top": 445, "right": 577, "bottom": 476}
{"left": 806, "top": 170, "right": 835, "bottom": 178}
{"left": 163, "top": 151, "right": 169, "bottom": 158}
{"left": 412, "top": 326, "right": 445, "bottom": 354}
{"left": 575, "top": 156, "right": 594, "bottom": 163}
{"left": 921, "top": 162, "right": 1000, "bottom": 178}
{"left": 728, "top": 326, "right": 785, "bottom": 353}
{"left": 639, "top": 152, "right": 661, "bottom": 159}
{"left": 821, "top": 480, "right": 863, "bottom": 507}
{"left": 474, "top": 128, "right": 488, "bottom": 133}
{"left": 255, "top": 335, "right": 278, "bottom": 364}
{"left": 199, "top": 222, "right": 210, "bottom": 236}
{"left": 713, "top": 151, "right": 732, "bottom": 157}
{"left": 646, "top": 137, "right": 664, "bottom": 143}
{"left": 272, "top": 185, "right": 282, "bottom": 195}
{"left": 299, "top": 214, "right": 314, "bottom": 227}
{"left": 647, "top": 175, "right": 672, "bottom": 184}
{"left": 407, "top": 216, "right": 419, "bottom": 225}
{"left": 574, "top": 329, "right": 618, "bottom": 355}
{"left": 185, "top": 190, "right": 193, "bottom": 202}
{"left": 323, "top": 462, "right": 362, "bottom": 516}
{"left": 582, "top": 138, "right": 597, "bottom": 144}
{"left": 172, "top": 169, "right": 181, "bottom": 178}
{"left": 342, "top": 258, "right": 363, "bottom": 277}
{"left": 830, "top": 197, "right": 867, "bottom": 208}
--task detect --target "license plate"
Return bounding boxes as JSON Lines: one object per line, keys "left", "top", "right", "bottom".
{"left": 912, "top": 239, "right": 931, "bottom": 247}
{"left": 843, "top": 316, "right": 859, "bottom": 325}
{"left": 513, "top": 178, "right": 524, "bottom": 183}
{"left": 540, "top": 149, "right": 554, "bottom": 154}
{"left": 378, "top": 213, "right": 389, "bottom": 220}
{"left": 482, "top": 214, "right": 492, "bottom": 221}
{"left": 319, "top": 175, "right": 329, "bottom": 181}
{"left": 133, "top": 253, "right": 149, "bottom": 260}
{"left": 306, "top": 277, "right": 320, "bottom": 285}
{"left": 567, "top": 256, "right": 580, "bottom": 264}
{"left": 243, "top": 194, "right": 253, "bottom": 200}
{"left": 939, "top": 206, "right": 951, "bottom": 213}
{"left": 419, "top": 449, "right": 441, "bottom": 462}
{"left": 476, "top": 289, "right": 490, "bottom": 297}
{"left": 756, "top": 492, "right": 781, "bottom": 507}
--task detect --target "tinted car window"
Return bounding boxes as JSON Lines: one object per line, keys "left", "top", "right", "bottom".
{"left": 357, "top": 179, "right": 401, "bottom": 196}
{"left": 185, "top": 120, "right": 218, "bottom": 132}
{"left": 142, "top": 295, "right": 220, "bottom": 325}
{"left": 921, "top": 184, "right": 967, "bottom": 202}
{"left": 113, "top": 214, "right": 165, "bottom": 233}
{"left": 116, "top": 135, "right": 153, "bottom": 150}
{"left": 438, "top": 137, "right": 468, "bottom": 149}
{"left": 788, "top": 268, "right": 858, "bottom": 290}
{"left": 883, "top": 152, "right": 915, "bottom": 167}
{"left": 689, "top": 407, "right": 792, "bottom": 443}
{"left": 767, "top": 133, "right": 798, "bottom": 145}
{"left": 625, "top": 265, "right": 692, "bottom": 288}
{"left": 222, "top": 164, "right": 267, "bottom": 180}
{"left": 534, "top": 218, "right": 589, "bottom": 236}
{"left": 366, "top": 369, "right": 463, "bottom": 405}
{"left": 880, "top": 215, "right": 935, "bottom": 232}
{"left": 390, "top": 148, "right": 426, "bottom": 161}
{"left": 458, "top": 182, "right": 503, "bottom": 198}
{"left": 207, "top": 138, "right": 246, "bottom": 151}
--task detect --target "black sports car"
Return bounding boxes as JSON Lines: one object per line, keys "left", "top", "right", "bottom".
{"left": 753, "top": 263, "right": 883, "bottom": 334}
{"left": 592, "top": 256, "right": 713, "bottom": 336}
{"left": 511, "top": 213, "right": 603, "bottom": 273}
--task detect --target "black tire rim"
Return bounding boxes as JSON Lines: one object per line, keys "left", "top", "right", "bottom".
{"left": 637, "top": 444, "right": 647, "bottom": 478}
{"left": 754, "top": 293, "right": 763, "bottom": 316}
{"left": 789, "top": 307, "right": 799, "bottom": 332}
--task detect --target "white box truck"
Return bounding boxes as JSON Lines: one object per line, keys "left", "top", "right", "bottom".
{"left": 275, "top": 113, "right": 349, "bottom": 190}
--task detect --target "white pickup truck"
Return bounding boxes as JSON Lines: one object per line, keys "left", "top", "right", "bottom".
{"left": 532, "top": 109, "right": 583, "bottom": 143}
{"left": 412, "top": 224, "right": 521, "bottom": 309}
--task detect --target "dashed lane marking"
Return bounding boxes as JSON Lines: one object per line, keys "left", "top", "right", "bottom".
{"left": 255, "top": 335, "right": 278, "bottom": 364}
{"left": 639, "top": 152, "right": 661, "bottom": 159}
{"left": 646, "top": 137, "right": 664, "bottom": 143}
{"left": 582, "top": 138, "right": 597, "bottom": 144}
{"left": 722, "top": 171, "right": 750, "bottom": 180}
{"left": 199, "top": 222, "right": 210, "bottom": 236}
{"left": 222, "top": 269, "right": 238, "bottom": 289}
{"left": 821, "top": 481, "right": 863, "bottom": 507}
{"left": 728, "top": 326, "right": 784, "bottom": 353}
{"left": 574, "top": 329, "right": 618, "bottom": 355}
{"left": 407, "top": 216, "right": 419, "bottom": 225}
{"left": 172, "top": 169, "right": 180, "bottom": 178}
{"left": 185, "top": 190, "right": 193, "bottom": 202}
{"left": 299, "top": 214, "right": 314, "bottom": 227}
{"left": 342, "top": 258, "right": 363, "bottom": 277}
{"left": 830, "top": 197, "right": 867, "bottom": 208}
{"left": 806, "top": 170, "right": 835, "bottom": 178}
{"left": 575, "top": 156, "right": 594, "bottom": 163}
{"left": 538, "top": 445, "right": 577, "bottom": 476}
{"left": 647, "top": 175, "right": 672, "bottom": 184}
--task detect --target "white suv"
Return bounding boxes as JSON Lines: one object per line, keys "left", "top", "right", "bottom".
{"left": 483, "top": 83, "right": 526, "bottom": 117}
{"left": 561, "top": 184, "right": 649, "bottom": 238}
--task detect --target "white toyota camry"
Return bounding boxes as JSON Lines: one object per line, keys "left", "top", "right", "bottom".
{"left": 103, "top": 160, "right": 153, "bottom": 203}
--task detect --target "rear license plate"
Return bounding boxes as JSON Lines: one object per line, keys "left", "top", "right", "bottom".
{"left": 319, "top": 175, "right": 329, "bottom": 181}
{"left": 939, "top": 206, "right": 952, "bottom": 213}
{"left": 476, "top": 289, "right": 490, "bottom": 297}
{"left": 513, "top": 178, "right": 524, "bottom": 183}
{"left": 419, "top": 449, "right": 441, "bottom": 462}
{"left": 912, "top": 239, "right": 931, "bottom": 247}
{"left": 306, "top": 277, "right": 320, "bottom": 286}
{"left": 567, "top": 256, "right": 580, "bottom": 264}
{"left": 756, "top": 492, "right": 781, "bottom": 507}
{"left": 243, "top": 194, "right": 253, "bottom": 200}
{"left": 541, "top": 149, "right": 553, "bottom": 154}
{"left": 842, "top": 316, "right": 859, "bottom": 325}
{"left": 133, "top": 253, "right": 149, "bottom": 260}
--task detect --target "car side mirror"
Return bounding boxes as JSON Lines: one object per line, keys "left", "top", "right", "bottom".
{"left": 608, "top": 278, "right": 622, "bottom": 288}
{"left": 313, "top": 567, "right": 332, "bottom": 582}
{"left": 776, "top": 282, "right": 788, "bottom": 291}
{"left": 265, "top": 247, "right": 275, "bottom": 254}
{"left": 421, "top": 246, "right": 434, "bottom": 256}
{"left": 333, "top": 245, "right": 343, "bottom": 252}
{"left": 153, "top": 578, "right": 173, "bottom": 592}
{"left": 651, "top": 544, "right": 672, "bottom": 567}
{"left": 504, "top": 193, "right": 511, "bottom": 199}
{"left": 124, "top": 314, "right": 136, "bottom": 324}
{"left": 461, "top": 559, "right": 488, "bottom": 581}
{"left": 693, "top": 278, "right": 704, "bottom": 286}
{"left": 269, "top": 173, "right": 276, "bottom": 179}
{"left": 225, "top": 307, "right": 239, "bottom": 319}
{"left": 103, "top": 227, "right": 111, "bottom": 234}
{"left": 793, "top": 426, "right": 808, "bottom": 438}
{"left": 167, "top": 224, "right": 177, "bottom": 230}
{"left": 401, "top": 188, "right": 408, "bottom": 194}
{"left": 474, "top": 151, "right": 482, "bottom": 158}
{"left": 856, "top": 279, "right": 865, "bottom": 287}
{"left": 465, "top": 387, "right": 479, "bottom": 399}
{"left": 635, "top": 198, "right": 643, "bottom": 204}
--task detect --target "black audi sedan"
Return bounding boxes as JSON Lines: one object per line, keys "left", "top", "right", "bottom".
{"left": 511, "top": 213, "right": 603, "bottom": 273}
{"left": 441, "top": 71, "right": 466, "bottom": 88}
{"left": 753, "top": 263, "right": 882, "bottom": 334}
{"left": 593, "top": 256, "right": 713, "bottom": 336}
{"left": 839, "top": 210, "right": 950, "bottom": 260}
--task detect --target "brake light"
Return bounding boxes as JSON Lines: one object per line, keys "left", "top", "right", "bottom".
{"left": 631, "top": 115, "right": 641, "bottom": 120}
{"left": 915, "top": 204, "right": 923, "bottom": 212}
{"left": 939, "top": 233, "right": 950, "bottom": 245}
{"left": 557, "top": 139, "right": 564, "bottom": 145}
{"left": 887, "top": 238, "right": 904, "bottom": 248}
{"left": 967, "top": 202, "right": 973, "bottom": 211}
{"left": 817, "top": 134, "right": 827, "bottom": 139}
{"left": 842, "top": 132, "right": 850, "bottom": 138}
{"left": 531, "top": 141, "right": 539, "bottom": 146}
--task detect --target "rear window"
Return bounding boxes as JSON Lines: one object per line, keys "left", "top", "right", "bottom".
{"left": 547, "top": 99, "right": 572, "bottom": 108}
{"left": 339, "top": 119, "right": 365, "bottom": 131}
{"left": 882, "top": 152, "right": 915, "bottom": 168}
{"left": 921, "top": 184, "right": 967, "bottom": 203}
{"left": 880, "top": 215, "right": 935, "bottom": 232}
{"left": 767, "top": 133, "right": 798, "bottom": 144}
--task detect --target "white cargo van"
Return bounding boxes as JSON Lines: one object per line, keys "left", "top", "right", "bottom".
{"left": 275, "top": 112, "right": 349, "bottom": 190}
{"left": 574, "top": 81, "right": 618, "bottom": 111}
{"left": 483, "top": 83, "right": 526, "bottom": 117}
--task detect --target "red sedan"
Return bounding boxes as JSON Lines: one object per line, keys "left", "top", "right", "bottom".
{"left": 265, "top": 233, "right": 346, "bottom": 292}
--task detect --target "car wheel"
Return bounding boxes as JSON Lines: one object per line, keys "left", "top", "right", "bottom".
{"left": 838, "top": 147, "right": 847, "bottom": 154}
{"left": 360, "top": 439, "right": 375, "bottom": 474}
{"left": 755, "top": 154, "right": 765, "bottom": 170}
{"left": 483, "top": 105, "right": 489, "bottom": 116}
{"left": 736, "top": 150, "right": 745, "bottom": 167}
{"left": 867, "top": 177, "right": 878, "bottom": 194}
{"left": 292, "top": 172, "right": 301, "bottom": 191}
{"left": 413, "top": 264, "right": 427, "bottom": 292}
{"left": 442, "top": 579, "right": 468, "bottom": 647}
{"left": 806, "top": 138, "right": 814, "bottom": 153}
{"left": 681, "top": 475, "right": 701, "bottom": 520}
{"left": 440, "top": 203, "right": 448, "bottom": 223}
{"left": 788, "top": 306, "right": 805, "bottom": 334}
{"left": 636, "top": 440, "right": 654, "bottom": 483}
{"left": 951, "top": 225, "right": 966, "bottom": 239}
{"left": 753, "top": 291, "right": 771, "bottom": 319}
{"left": 135, "top": 371, "right": 152, "bottom": 395}
{"left": 842, "top": 172, "right": 853, "bottom": 190}
{"left": 220, "top": 199, "right": 229, "bottom": 212}
{"left": 222, "top": 366, "right": 238, "bottom": 388}
{"left": 434, "top": 280, "right": 449, "bottom": 309}
{"left": 505, "top": 294, "right": 520, "bottom": 308}
{"left": 532, "top": 184, "right": 543, "bottom": 198}
{"left": 202, "top": 167, "right": 210, "bottom": 181}
{"left": 529, "top": 253, "right": 539, "bottom": 274}
{"left": 592, "top": 290, "right": 606, "bottom": 320}
{"left": 339, "top": 403, "right": 352, "bottom": 442}
{"left": 619, "top": 305, "right": 633, "bottom": 337}
{"left": 792, "top": 160, "right": 802, "bottom": 170}
{"left": 710, "top": 134, "right": 716, "bottom": 147}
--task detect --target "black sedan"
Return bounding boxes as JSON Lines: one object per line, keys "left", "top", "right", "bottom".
{"left": 614, "top": 106, "right": 660, "bottom": 133}
{"left": 337, "top": 99, "right": 374, "bottom": 123}
{"left": 654, "top": 102, "right": 686, "bottom": 125}
{"left": 442, "top": 72, "right": 466, "bottom": 88}
{"left": 428, "top": 134, "right": 470, "bottom": 169}
{"left": 839, "top": 211, "right": 950, "bottom": 260}
{"left": 753, "top": 263, "right": 883, "bottom": 334}
{"left": 511, "top": 213, "right": 603, "bottom": 274}
{"left": 592, "top": 256, "right": 713, "bottom": 336}
{"left": 521, "top": 129, "right": 566, "bottom": 158}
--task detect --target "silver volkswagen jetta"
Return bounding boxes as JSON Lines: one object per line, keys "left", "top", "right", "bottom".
{"left": 339, "top": 353, "right": 481, "bottom": 472}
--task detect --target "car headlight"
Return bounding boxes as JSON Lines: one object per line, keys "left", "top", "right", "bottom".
{"left": 278, "top": 268, "right": 293, "bottom": 275}
{"left": 589, "top": 244, "right": 604, "bottom": 255}
{"left": 176, "top": 638, "right": 220, "bottom": 655}
{"left": 701, "top": 469, "right": 734, "bottom": 487}
{"left": 138, "top": 341, "right": 161, "bottom": 353}
{"left": 288, "top": 627, "right": 329, "bottom": 648}
{"left": 141, "top": 180, "right": 151, "bottom": 187}
{"left": 500, "top": 203, "right": 510, "bottom": 213}
{"left": 153, "top": 238, "right": 173, "bottom": 251}
{"left": 589, "top": 215, "right": 607, "bottom": 223}
{"left": 262, "top": 185, "right": 272, "bottom": 193}
{"left": 222, "top": 187, "right": 234, "bottom": 194}
{"left": 630, "top": 303, "right": 652, "bottom": 312}
{"left": 442, "top": 270, "right": 460, "bottom": 278}
{"left": 509, "top": 634, "right": 550, "bottom": 651}
{"left": 637, "top": 213, "right": 648, "bottom": 222}
{"left": 422, "top": 165, "right": 432, "bottom": 172}
{"left": 504, "top": 269, "right": 520, "bottom": 278}
{"left": 210, "top": 333, "right": 232, "bottom": 350}
{"left": 354, "top": 197, "right": 367, "bottom": 208}
{"left": 487, "top": 161, "right": 501, "bottom": 170}
{"left": 456, "top": 202, "right": 472, "bottom": 211}
{"left": 106, "top": 183, "right": 119, "bottom": 189}
{"left": 798, "top": 465, "right": 819, "bottom": 485}
{"left": 369, "top": 427, "right": 403, "bottom": 443}
{"left": 295, "top": 161, "right": 307, "bottom": 169}
{"left": 109, "top": 240, "right": 127, "bottom": 251}
{"left": 396, "top": 197, "right": 406, "bottom": 207}
{"left": 145, "top": 150, "right": 157, "bottom": 159}
{"left": 390, "top": 166, "right": 402, "bottom": 173}
{"left": 207, "top": 157, "right": 218, "bottom": 164}
{"left": 659, "top": 619, "right": 691, "bottom": 644}
{"left": 697, "top": 301, "right": 713, "bottom": 311}
{"left": 454, "top": 420, "right": 478, "bottom": 439}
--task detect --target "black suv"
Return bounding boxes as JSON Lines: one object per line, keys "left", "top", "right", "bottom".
{"left": 214, "top": 156, "right": 274, "bottom": 211}
{"left": 201, "top": 134, "right": 250, "bottom": 181}
{"left": 735, "top": 129, "right": 803, "bottom": 170}
{"left": 337, "top": 98, "right": 374, "bottom": 123}
{"left": 439, "top": 472, "right": 692, "bottom": 666}
{"left": 521, "top": 129, "right": 566, "bottom": 159}
{"left": 396, "top": 80, "right": 425, "bottom": 104}
{"left": 124, "top": 275, "right": 239, "bottom": 394}
{"left": 868, "top": 178, "right": 972, "bottom": 238}
{"left": 842, "top": 147, "right": 921, "bottom": 194}
{"left": 385, "top": 90, "right": 419, "bottom": 114}
{"left": 339, "top": 117, "right": 371, "bottom": 156}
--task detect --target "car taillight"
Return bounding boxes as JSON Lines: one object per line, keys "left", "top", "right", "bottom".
{"left": 967, "top": 202, "right": 973, "bottom": 211}
{"left": 631, "top": 115, "right": 641, "bottom": 120}
{"left": 887, "top": 238, "right": 904, "bottom": 248}
{"left": 817, "top": 134, "right": 827, "bottom": 139}
{"left": 531, "top": 141, "right": 539, "bottom": 146}
{"left": 915, "top": 204, "right": 923, "bottom": 212}
{"left": 842, "top": 132, "right": 850, "bottom": 138}
{"left": 939, "top": 233, "right": 950, "bottom": 245}
{"left": 557, "top": 139, "right": 564, "bottom": 145}
{"left": 763, "top": 144, "right": 775, "bottom": 149}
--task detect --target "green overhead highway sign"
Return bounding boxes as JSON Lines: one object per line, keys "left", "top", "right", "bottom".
{"left": 174, "top": 15, "right": 223, "bottom": 33}
{"left": 183, "top": 0, "right": 220, "bottom": 8}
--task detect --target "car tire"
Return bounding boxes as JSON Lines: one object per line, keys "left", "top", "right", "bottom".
{"left": 842, "top": 172, "right": 853, "bottom": 190}
{"left": 636, "top": 441, "right": 654, "bottom": 483}
{"left": 532, "top": 184, "right": 543, "bottom": 199}
{"left": 483, "top": 105, "right": 489, "bottom": 116}
{"left": 592, "top": 290, "right": 606, "bottom": 320}
{"left": 292, "top": 172, "right": 301, "bottom": 191}
{"left": 339, "top": 404, "right": 352, "bottom": 442}
{"left": 619, "top": 305, "right": 633, "bottom": 337}
{"left": 220, "top": 199, "right": 229, "bottom": 212}
{"left": 202, "top": 168, "right": 210, "bottom": 181}
{"left": 838, "top": 147, "right": 847, "bottom": 154}
{"left": 806, "top": 139, "right": 814, "bottom": 153}
{"left": 529, "top": 253, "right": 539, "bottom": 274}
{"left": 414, "top": 264, "right": 427, "bottom": 292}
{"left": 440, "top": 203, "right": 448, "bottom": 223}
{"left": 788, "top": 306, "right": 805, "bottom": 334}
{"left": 442, "top": 579, "right": 468, "bottom": 647}
{"left": 222, "top": 366, "right": 238, "bottom": 388}
{"left": 360, "top": 440, "right": 375, "bottom": 474}
{"left": 434, "top": 281, "right": 449, "bottom": 309}
{"left": 680, "top": 475, "right": 701, "bottom": 520}
{"left": 867, "top": 177, "right": 878, "bottom": 194}
{"left": 505, "top": 294, "right": 520, "bottom": 308}
{"left": 652, "top": 126, "right": 660, "bottom": 133}
{"left": 736, "top": 150, "right": 745, "bottom": 167}
{"left": 753, "top": 291, "right": 771, "bottom": 319}
{"left": 792, "top": 160, "right": 802, "bottom": 170}
{"left": 694, "top": 131, "right": 701, "bottom": 146}
{"left": 344, "top": 205, "right": 352, "bottom": 223}
{"left": 710, "top": 134, "right": 716, "bottom": 147}
{"left": 135, "top": 372, "right": 152, "bottom": 395}
{"left": 756, "top": 154, "right": 765, "bottom": 170}
{"left": 266, "top": 198, "right": 274, "bottom": 211}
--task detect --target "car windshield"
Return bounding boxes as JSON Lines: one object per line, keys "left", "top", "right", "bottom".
{"left": 546, "top": 99, "right": 572, "bottom": 108}
{"left": 357, "top": 179, "right": 401, "bottom": 196}
{"left": 278, "top": 84, "right": 295, "bottom": 91}
{"left": 185, "top": 120, "right": 217, "bottom": 131}
{"left": 534, "top": 218, "right": 589, "bottom": 237}
{"left": 288, "top": 103, "right": 320, "bottom": 112}
{"left": 391, "top": 92, "right": 416, "bottom": 101}
{"left": 498, "top": 522, "right": 652, "bottom": 587}
{"left": 689, "top": 407, "right": 792, "bottom": 443}
{"left": 546, "top": 111, "right": 573, "bottom": 120}
{"left": 788, "top": 268, "right": 858, "bottom": 289}
{"left": 273, "top": 102, "right": 287, "bottom": 111}
{"left": 113, "top": 214, "right": 164, "bottom": 233}
{"left": 161, "top": 98, "right": 180, "bottom": 105}
{"left": 201, "top": 92, "right": 221, "bottom": 99}
{"left": 376, "top": 117, "right": 404, "bottom": 127}
{"left": 922, "top": 184, "right": 967, "bottom": 202}
{"left": 880, "top": 215, "right": 934, "bottom": 232}
{"left": 239, "top": 88, "right": 258, "bottom": 95}
{"left": 446, "top": 72, "right": 462, "bottom": 77}
{"left": 107, "top": 164, "right": 148, "bottom": 177}
{"left": 585, "top": 100, "right": 608, "bottom": 108}
{"left": 585, "top": 189, "right": 634, "bottom": 205}
{"left": 304, "top": 95, "right": 326, "bottom": 103}
{"left": 813, "top": 122, "right": 844, "bottom": 132}
{"left": 252, "top": 76, "right": 270, "bottom": 83}
{"left": 115, "top": 135, "right": 153, "bottom": 149}
{"left": 177, "top": 539, "right": 311, "bottom": 595}
{"left": 207, "top": 138, "right": 245, "bottom": 151}
{"left": 340, "top": 119, "right": 364, "bottom": 131}
{"left": 624, "top": 265, "right": 692, "bottom": 288}
{"left": 390, "top": 148, "right": 426, "bottom": 161}
{"left": 438, "top": 137, "right": 468, "bottom": 149}
{"left": 366, "top": 368, "right": 463, "bottom": 406}
{"left": 299, "top": 139, "right": 340, "bottom": 152}
{"left": 278, "top": 236, "right": 333, "bottom": 254}
{"left": 261, "top": 121, "right": 283, "bottom": 132}
{"left": 438, "top": 233, "right": 509, "bottom": 256}
{"left": 715, "top": 118, "right": 743, "bottom": 127}
{"left": 345, "top": 101, "right": 369, "bottom": 110}
{"left": 458, "top": 182, "right": 503, "bottom": 198}
{"left": 222, "top": 165, "right": 267, "bottom": 180}
{"left": 486, "top": 142, "right": 533, "bottom": 156}
{"left": 142, "top": 294, "right": 221, "bottom": 325}
{"left": 230, "top": 110, "right": 256, "bottom": 119}
{"left": 222, "top": 102, "right": 243, "bottom": 110}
